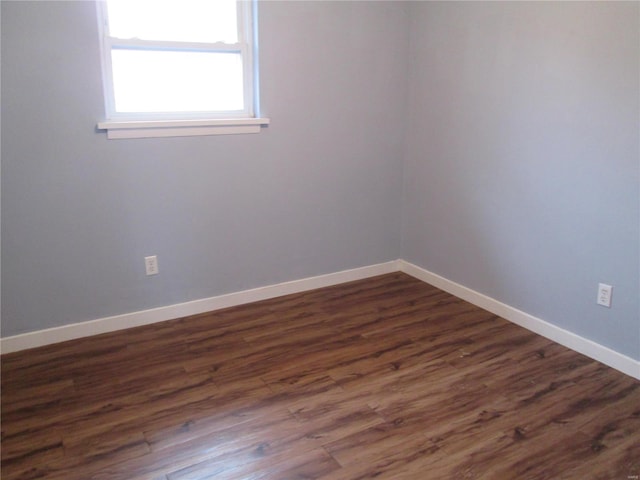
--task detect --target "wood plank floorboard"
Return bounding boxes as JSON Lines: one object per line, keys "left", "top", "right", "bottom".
{"left": 2, "top": 272, "right": 639, "bottom": 479}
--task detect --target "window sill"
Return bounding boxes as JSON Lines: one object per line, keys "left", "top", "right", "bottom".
{"left": 97, "top": 118, "right": 270, "bottom": 139}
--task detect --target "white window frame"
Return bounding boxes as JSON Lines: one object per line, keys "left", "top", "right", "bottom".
{"left": 95, "top": 0, "right": 269, "bottom": 139}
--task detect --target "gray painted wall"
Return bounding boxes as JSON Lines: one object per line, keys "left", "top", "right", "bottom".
{"left": 1, "top": 1, "right": 408, "bottom": 336}
{"left": 402, "top": 2, "right": 640, "bottom": 360}
{"left": 2, "top": 1, "right": 638, "bottom": 363}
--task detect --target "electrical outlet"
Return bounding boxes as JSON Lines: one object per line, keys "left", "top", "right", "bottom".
{"left": 145, "top": 255, "right": 159, "bottom": 276}
{"left": 597, "top": 283, "right": 612, "bottom": 308}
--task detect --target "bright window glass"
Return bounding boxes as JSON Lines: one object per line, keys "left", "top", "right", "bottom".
{"left": 106, "top": 0, "right": 238, "bottom": 44}
{"left": 99, "top": 0, "right": 255, "bottom": 120}
{"left": 111, "top": 50, "right": 244, "bottom": 112}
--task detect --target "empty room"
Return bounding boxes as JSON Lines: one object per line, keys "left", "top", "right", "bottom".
{"left": 1, "top": 1, "right": 639, "bottom": 479}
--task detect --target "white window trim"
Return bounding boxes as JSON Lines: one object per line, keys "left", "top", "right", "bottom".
{"left": 97, "top": 117, "right": 270, "bottom": 139}
{"left": 95, "top": 0, "right": 269, "bottom": 139}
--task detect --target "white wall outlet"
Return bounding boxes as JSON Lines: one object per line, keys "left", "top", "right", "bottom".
{"left": 145, "top": 255, "right": 159, "bottom": 276}
{"left": 597, "top": 283, "right": 612, "bottom": 308}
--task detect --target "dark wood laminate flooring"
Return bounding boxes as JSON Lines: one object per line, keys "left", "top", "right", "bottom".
{"left": 2, "top": 273, "right": 639, "bottom": 479}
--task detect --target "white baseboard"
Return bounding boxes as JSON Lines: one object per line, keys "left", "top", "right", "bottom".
{"left": 398, "top": 260, "right": 640, "bottom": 380}
{"left": 0, "top": 261, "right": 400, "bottom": 354}
{"left": 2, "top": 258, "right": 638, "bottom": 381}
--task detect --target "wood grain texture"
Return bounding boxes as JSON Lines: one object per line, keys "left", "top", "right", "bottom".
{"left": 2, "top": 273, "right": 639, "bottom": 479}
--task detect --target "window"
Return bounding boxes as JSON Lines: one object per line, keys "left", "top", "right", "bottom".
{"left": 96, "top": 0, "right": 269, "bottom": 139}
